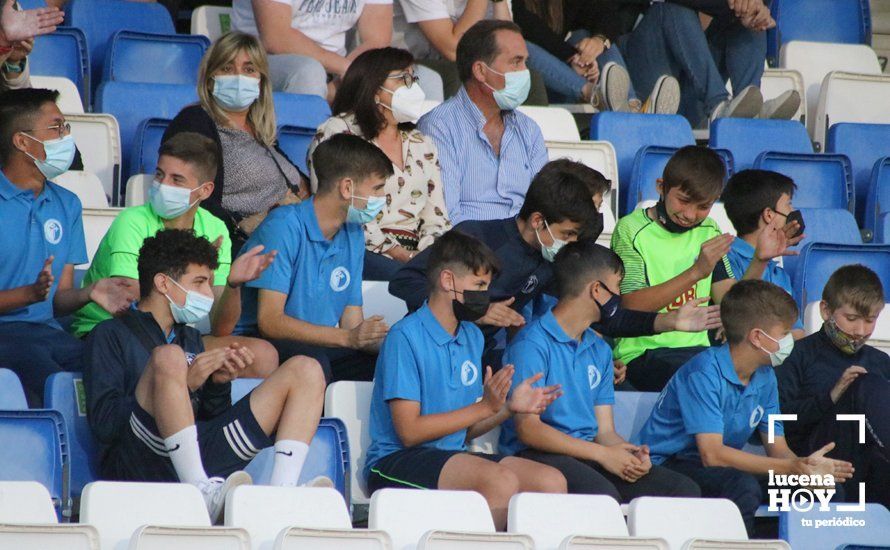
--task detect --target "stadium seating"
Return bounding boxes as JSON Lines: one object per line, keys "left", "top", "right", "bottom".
{"left": 0, "top": 481, "right": 56, "bottom": 523}
{"left": 760, "top": 68, "right": 807, "bottom": 124}
{"left": 767, "top": 0, "right": 871, "bottom": 66}
{"left": 191, "top": 5, "right": 234, "bottom": 41}
{"left": 274, "top": 527, "right": 392, "bottom": 549}
{"left": 827, "top": 123, "right": 890, "bottom": 227}
{"left": 709, "top": 119, "right": 812, "bottom": 172}
{"left": 67, "top": 113, "right": 123, "bottom": 206}
{"left": 813, "top": 72, "right": 890, "bottom": 151}
{"left": 68, "top": 0, "right": 175, "bottom": 91}
{"left": 53, "top": 171, "right": 109, "bottom": 209}
{"left": 419, "top": 530, "right": 534, "bottom": 548}
{"left": 589, "top": 113, "right": 695, "bottom": 213}
{"left": 104, "top": 31, "right": 210, "bottom": 86}
{"left": 82, "top": 208, "right": 123, "bottom": 265}
{"left": 131, "top": 118, "right": 172, "bottom": 181}
{"left": 791, "top": 243, "right": 890, "bottom": 312}
{"left": 0, "top": 368, "right": 28, "bottom": 409}
{"left": 126, "top": 174, "right": 153, "bottom": 207}
{"left": 323, "top": 381, "right": 373, "bottom": 513}
{"left": 29, "top": 27, "right": 91, "bottom": 109}
{"left": 361, "top": 281, "right": 408, "bottom": 326}
{"left": 779, "top": 503, "right": 890, "bottom": 550}
{"left": 29, "top": 75, "right": 84, "bottom": 114}
{"left": 273, "top": 92, "right": 332, "bottom": 131}
{"left": 517, "top": 106, "right": 580, "bottom": 141}
{"left": 781, "top": 208, "right": 862, "bottom": 284}
{"left": 129, "top": 525, "right": 250, "bottom": 550}
{"left": 879, "top": 212, "right": 890, "bottom": 245}
{"left": 0, "top": 481, "right": 101, "bottom": 548}
{"left": 754, "top": 152, "right": 853, "bottom": 210}
{"left": 277, "top": 125, "right": 319, "bottom": 176}
{"left": 614, "top": 392, "right": 659, "bottom": 444}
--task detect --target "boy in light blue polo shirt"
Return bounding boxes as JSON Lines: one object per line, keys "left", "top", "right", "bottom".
{"left": 500, "top": 240, "right": 700, "bottom": 501}
{"left": 0, "top": 89, "right": 137, "bottom": 399}
{"left": 717, "top": 169, "right": 804, "bottom": 337}
{"left": 365, "top": 231, "right": 566, "bottom": 530}
{"left": 236, "top": 134, "right": 394, "bottom": 383}
{"left": 639, "top": 280, "right": 854, "bottom": 535}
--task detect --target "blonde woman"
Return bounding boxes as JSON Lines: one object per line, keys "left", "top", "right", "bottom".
{"left": 164, "top": 31, "right": 308, "bottom": 254}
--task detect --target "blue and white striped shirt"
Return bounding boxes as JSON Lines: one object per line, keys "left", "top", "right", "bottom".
{"left": 418, "top": 87, "right": 548, "bottom": 224}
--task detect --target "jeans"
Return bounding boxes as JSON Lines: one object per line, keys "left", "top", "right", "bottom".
{"left": 0, "top": 321, "right": 84, "bottom": 404}
{"left": 622, "top": 2, "right": 766, "bottom": 125}
{"left": 268, "top": 54, "right": 328, "bottom": 98}
{"left": 363, "top": 251, "right": 404, "bottom": 282}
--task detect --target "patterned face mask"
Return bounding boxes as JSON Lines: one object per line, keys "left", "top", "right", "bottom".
{"left": 824, "top": 318, "right": 869, "bottom": 355}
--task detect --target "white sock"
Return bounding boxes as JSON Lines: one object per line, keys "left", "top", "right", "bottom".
{"left": 164, "top": 425, "right": 209, "bottom": 486}
{"left": 269, "top": 440, "right": 309, "bottom": 487}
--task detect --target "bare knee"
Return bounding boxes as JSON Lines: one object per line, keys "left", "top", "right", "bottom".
{"left": 537, "top": 465, "right": 568, "bottom": 494}
{"left": 479, "top": 466, "right": 521, "bottom": 502}
{"left": 279, "top": 355, "right": 326, "bottom": 395}
{"left": 148, "top": 345, "right": 188, "bottom": 379}
{"left": 245, "top": 338, "right": 279, "bottom": 378}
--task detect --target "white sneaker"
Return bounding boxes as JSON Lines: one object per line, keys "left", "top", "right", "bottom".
{"left": 643, "top": 75, "right": 681, "bottom": 114}
{"left": 595, "top": 61, "right": 631, "bottom": 112}
{"left": 710, "top": 85, "right": 763, "bottom": 123}
{"left": 199, "top": 470, "right": 252, "bottom": 524}
{"left": 759, "top": 90, "right": 801, "bottom": 120}
{"left": 300, "top": 475, "right": 335, "bottom": 489}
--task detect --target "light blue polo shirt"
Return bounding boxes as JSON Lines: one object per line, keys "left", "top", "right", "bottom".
{"left": 638, "top": 345, "right": 784, "bottom": 465}
{"left": 0, "top": 172, "right": 87, "bottom": 328}
{"left": 727, "top": 238, "right": 802, "bottom": 330}
{"left": 236, "top": 199, "right": 364, "bottom": 334}
{"left": 499, "top": 309, "right": 615, "bottom": 456}
{"left": 364, "top": 303, "right": 485, "bottom": 478}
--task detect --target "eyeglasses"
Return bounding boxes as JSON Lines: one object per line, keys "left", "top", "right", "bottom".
{"left": 386, "top": 72, "right": 420, "bottom": 88}
{"left": 25, "top": 122, "right": 71, "bottom": 139}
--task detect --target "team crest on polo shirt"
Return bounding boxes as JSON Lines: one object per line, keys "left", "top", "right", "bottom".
{"left": 749, "top": 405, "right": 765, "bottom": 428}
{"left": 329, "top": 267, "right": 351, "bottom": 292}
{"left": 587, "top": 364, "right": 601, "bottom": 390}
{"left": 521, "top": 275, "right": 538, "bottom": 294}
{"left": 44, "top": 218, "right": 63, "bottom": 245}
{"left": 460, "top": 360, "right": 478, "bottom": 386}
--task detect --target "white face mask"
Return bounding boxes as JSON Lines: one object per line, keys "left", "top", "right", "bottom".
{"left": 378, "top": 83, "right": 426, "bottom": 123}
{"left": 535, "top": 220, "right": 567, "bottom": 263}
{"left": 757, "top": 330, "right": 795, "bottom": 367}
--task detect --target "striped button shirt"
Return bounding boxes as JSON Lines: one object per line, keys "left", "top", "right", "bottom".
{"left": 418, "top": 87, "right": 548, "bottom": 224}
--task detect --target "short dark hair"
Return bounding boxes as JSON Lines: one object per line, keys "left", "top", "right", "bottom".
{"left": 518, "top": 159, "right": 599, "bottom": 225}
{"left": 0, "top": 88, "right": 60, "bottom": 164}
{"left": 662, "top": 146, "right": 725, "bottom": 203}
{"left": 553, "top": 240, "right": 624, "bottom": 299}
{"left": 312, "top": 133, "right": 394, "bottom": 194}
{"left": 158, "top": 132, "right": 219, "bottom": 183}
{"left": 137, "top": 229, "right": 220, "bottom": 299}
{"left": 722, "top": 170, "right": 797, "bottom": 236}
{"left": 426, "top": 230, "right": 500, "bottom": 288}
{"left": 332, "top": 47, "right": 416, "bottom": 140}
{"left": 823, "top": 264, "right": 885, "bottom": 316}
{"left": 721, "top": 279, "right": 798, "bottom": 344}
{"left": 456, "top": 19, "right": 524, "bottom": 83}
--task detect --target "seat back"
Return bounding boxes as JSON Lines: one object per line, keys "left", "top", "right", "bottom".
{"left": 30, "top": 75, "right": 84, "bottom": 114}
{"left": 272, "top": 92, "right": 331, "bottom": 132}
{"left": 545, "top": 140, "right": 619, "bottom": 235}
{"left": 508, "top": 493, "right": 628, "bottom": 548}
{"left": 191, "top": 6, "right": 234, "bottom": 41}
{"left": 105, "top": 31, "right": 209, "bottom": 86}
{"left": 827, "top": 124, "right": 890, "bottom": 227}
{"left": 361, "top": 281, "right": 408, "bottom": 327}
{"left": 81, "top": 481, "right": 211, "bottom": 550}
{"left": 125, "top": 174, "right": 154, "bottom": 207}
{"left": 69, "top": 0, "right": 174, "bottom": 90}
{"left": 419, "top": 530, "right": 534, "bottom": 549}
{"left": 613, "top": 392, "right": 660, "bottom": 444}
{"left": 627, "top": 497, "right": 748, "bottom": 549}
{"left": 44, "top": 373, "right": 100, "bottom": 500}
{"left": 67, "top": 113, "right": 123, "bottom": 204}
{"left": 754, "top": 152, "right": 853, "bottom": 210}
{"left": 517, "top": 106, "right": 580, "bottom": 141}
{"left": 0, "top": 369, "right": 27, "bottom": 409}
{"left": 781, "top": 208, "right": 862, "bottom": 285}
{"left": 53, "top": 171, "right": 109, "bottom": 208}
{"left": 277, "top": 125, "right": 317, "bottom": 175}
{"left": 29, "top": 27, "right": 90, "bottom": 109}
{"left": 590, "top": 113, "right": 694, "bottom": 212}
{"left": 814, "top": 72, "right": 890, "bottom": 151}
{"left": 879, "top": 212, "right": 890, "bottom": 245}
{"left": 129, "top": 525, "right": 250, "bottom": 550}
{"left": 131, "top": 118, "right": 172, "bottom": 180}
{"left": 760, "top": 68, "right": 807, "bottom": 124}
{"left": 82, "top": 208, "right": 122, "bottom": 266}
{"left": 709, "top": 118, "right": 812, "bottom": 171}
{"left": 225, "top": 485, "right": 351, "bottom": 550}
{"left": 779, "top": 503, "right": 890, "bottom": 550}
{"left": 767, "top": 0, "right": 870, "bottom": 66}
{"left": 792, "top": 243, "right": 890, "bottom": 312}
{"left": 0, "top": 481, "right": 57, "bottom": 523}
{"left": 0, "top": 411, "right": 68, "bottom": 518}
{"left": 369, "top": 489, "right": 495, "bottom": 550}
{"left": 274, "top": 526, "right": 392, "bottom": 549}
{"left": 324, "top": 381, "right": 373, "bottom": 508}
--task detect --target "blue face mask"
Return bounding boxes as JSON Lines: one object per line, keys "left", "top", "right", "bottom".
{"left": 347, "top": 193, "right": 386, "bottom": 225}
{"left": 165, "top": 277, "right": 214, "bottom": 325}
{"left": 23, "top": 133, "right": 76, "bottom": 180}
{"left": 483, "top": 65, "right": 531, "bottom": 110}
{"left": 212, "top": 74, "right": 261, "bottom": 111}
{"left": 149, "top": 180, "right": 206, "bottom": 220}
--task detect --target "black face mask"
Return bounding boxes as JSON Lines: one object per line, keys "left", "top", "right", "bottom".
{"left": 655, "top": 198, "right": 701, "bottom": 234}
{"left": 584, "top": 211, "right": 605, "bottom": 242}
{"left": 452, "top": 289, "right": 491, "bottom": 322}
{"left": 594, "top": 281, "right": 621, "bottom": 323}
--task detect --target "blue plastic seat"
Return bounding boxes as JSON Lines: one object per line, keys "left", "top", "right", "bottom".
{"left": 68, "top": 0, "right": 174, "bottom": 92}
{"left": 709, "top": 118, "right": 812, "bottom": 172}
{"left": 767, "top": 0, "right": 870, "bottom": 66}
{"left": 780, "top": 503, "right": 890, "bottom": 550}
{"left": 104, "top": 31, "right": 210, "bottom": 86}
{"left": 272, "top": 92, "right": 331, "bottom": 133}
{"left": 865, "top": 157, "right": 890, "bottom": 241}
{"left": 828, "top": 123, "right": 890, "bottom": 227}
{"left": 44, "top": 373, "right": 100, "bottom": 501}
{"left": 613, "top": 392, "right": 659, "bottom": 444}
{"left": 29, "top": 27, "right": 91, "bottom": 109}
{"left": 96, "top": 82, "right": 197, "bottom": 183}
{"left": 782, "top": 208, "right": 862, "bottom": 286}
{"left": 0, "top": 410, "right": 69, "bottom": 518}
{"left": 879, "top": 213, "right": 890, "bottom": 245}
{"left": 791, "top": 243, "right": 890, "bottom": 312}
{"left": 589, "top": 112, "right": 694, "bottom": 213}
{"left": 755, "top": 152, "right": 854, "bottom": 210}
{"left": 277, "top": 126, "right": 316, "bottom": 174}
{"left": 0, "top": 368, "right": 27, "bottom": 409}
{"left": 130, "top": 118, "right": 172, "bottom": 180}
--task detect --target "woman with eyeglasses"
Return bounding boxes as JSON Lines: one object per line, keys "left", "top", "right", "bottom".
{"left": 307, "top": 47, "right": 450, "bottom": 282}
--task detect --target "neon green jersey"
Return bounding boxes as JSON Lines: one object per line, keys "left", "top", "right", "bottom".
{"left": 610, "top": 207, "right": 733, "bottom": 364}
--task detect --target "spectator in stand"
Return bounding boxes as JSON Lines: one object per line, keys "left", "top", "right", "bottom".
{"left": 513, "top": 0, "right": 680, "bottom": 114}
{"left": 0, "top": 35, "right": 30, "bottom": 91}
{"left": 165, "top": 32, "right": 309, "bottom": 256}
{"left": 419, "top": 20, "right": 547, "bottom": 225}
{"left": 308, "top": 47, "right": 450, "bottom": 282}
{"left": 622, "top": 0, "right": 800, "bottom": 127}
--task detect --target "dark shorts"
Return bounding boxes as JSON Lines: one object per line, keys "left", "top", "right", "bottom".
{"left": 367, "top": 447, "right": 505, "bottom": 493}
{"left": 270, "top": 339, "right": 377, "bottom": 384}
{"left": 0, "top": 321, "right": 83, "bottom": 401}
{"left": 103, "top": 392, "right": 273, "bottom": 482}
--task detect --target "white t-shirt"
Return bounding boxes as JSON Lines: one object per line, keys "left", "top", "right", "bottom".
{"left": 394, "top": 0, "right": 484, "bottom": 60}
{"left": 233, "top": 0, "right": 393, "bottom": 57}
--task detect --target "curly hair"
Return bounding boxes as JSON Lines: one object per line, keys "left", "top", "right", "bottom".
{"left": 137, "top": 229, "right": 220, "bottom": 299}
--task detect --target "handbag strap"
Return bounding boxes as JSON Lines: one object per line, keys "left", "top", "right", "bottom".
{"left": 265, "top": 145, "right": 302, "bottom": 195}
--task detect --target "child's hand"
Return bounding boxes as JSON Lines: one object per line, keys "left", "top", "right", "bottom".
{"left": 599, "top": 443, "right": 643, "bottom": 481}
{"left": 507, "top": 370, "right": 561, "bottom": 415}
{"left": 481, "top": 365, "right": 513, "bottom": 414}
{"left": 830, "top": 366, "right": 867, "bottom": 403}
{"left": 613, "top": 360, "right": 627, "bottom": 386}
{"left": 692, "top": 234, "right": 734, "bottom": 280}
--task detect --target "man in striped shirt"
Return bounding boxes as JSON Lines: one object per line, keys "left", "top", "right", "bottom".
{"left": 418, "top": 19, "right": 548, "bottom": 225}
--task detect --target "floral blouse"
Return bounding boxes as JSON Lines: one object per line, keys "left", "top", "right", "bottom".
{"left": 307, "top": 113, "right": 451, "bottom": 254}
